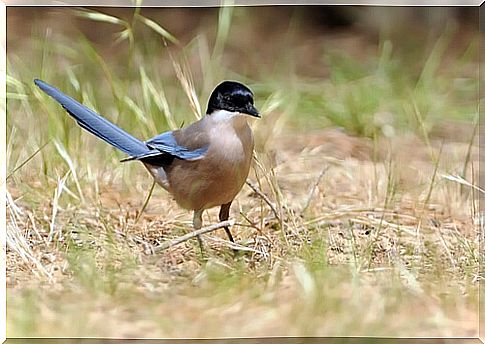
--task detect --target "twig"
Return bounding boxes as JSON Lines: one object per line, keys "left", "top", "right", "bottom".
{"left": 245, "top": 179, "right": 281, "bottom": 222}
{"left": 460, "top": 115, "right": 478, "bottom": 195}
{"left": 205, "top": 236, "right": 263, "bottom": 254}
{"left": 135, "top": 180, "right": 156, "bottom": 223}
{"left": 7, "top": 139, "right": 51, "bottom": 181}
{"left": 152, "top": 220, "right": 235, "bottom": 252}
{"left": 441, "top": 173, "right": 485, "bottom": 194}
{"left": 301, "top": 166, "right": 329, "bottom": 213}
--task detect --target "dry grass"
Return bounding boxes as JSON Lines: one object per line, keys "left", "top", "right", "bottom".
{"left": 6, "top": 6, "right": 480, "bottom": 339}
{"left": 6, "top": 127, "right": 479, "bottom": 337}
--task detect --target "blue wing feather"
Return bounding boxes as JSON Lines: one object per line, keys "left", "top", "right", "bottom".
{"left": 145, "top": 131, "right": 209, "bottom": 160}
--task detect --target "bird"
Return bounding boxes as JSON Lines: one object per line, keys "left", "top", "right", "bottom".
{"left": 34, "top": 78, "right": 260, "bottom": 251}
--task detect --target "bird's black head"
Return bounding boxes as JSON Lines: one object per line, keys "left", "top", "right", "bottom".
{"left": 206, "top": 81, "right": 260, "bottom": 118}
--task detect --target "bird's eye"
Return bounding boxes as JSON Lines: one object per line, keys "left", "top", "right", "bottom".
{"left": 223, "top": 95, "right": 232, "bottom": 102}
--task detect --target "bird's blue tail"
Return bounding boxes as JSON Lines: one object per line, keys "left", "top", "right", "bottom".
{"left": 34, "top": 79, "right": 150, "bottom": 158}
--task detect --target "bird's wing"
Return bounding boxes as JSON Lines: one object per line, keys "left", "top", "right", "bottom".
{"left": 144, "top": 131, "right": 209, "bottom": 160}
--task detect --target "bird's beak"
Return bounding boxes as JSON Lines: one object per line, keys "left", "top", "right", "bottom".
{"left": 244, "top": 104, "right": 260, "bottom": 118}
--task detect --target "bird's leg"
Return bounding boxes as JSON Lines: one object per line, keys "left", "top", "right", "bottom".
{"left": 193, "top": 210, "right": 205, "bottom": 257}
{"left": 220, "top": 202, "right": 240, "bottom": 257}
{"left": 219, "top": 202, "right": 234, "bottom": 243}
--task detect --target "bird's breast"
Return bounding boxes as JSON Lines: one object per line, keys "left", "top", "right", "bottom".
{"left": 209, "top": 123, "right": 250, "bottom": 163}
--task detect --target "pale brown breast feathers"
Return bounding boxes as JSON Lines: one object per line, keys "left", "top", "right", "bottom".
{"left": 150, "top": 114, "right": 254, "bottom": 211}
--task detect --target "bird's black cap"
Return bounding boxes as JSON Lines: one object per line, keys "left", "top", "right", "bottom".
{"left": 206, "top": 81, "right": 260, "bottom": 118}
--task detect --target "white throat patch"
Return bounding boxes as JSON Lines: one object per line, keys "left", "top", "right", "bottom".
{"left": 209, "top": 109, "right": 241, "bottom": 123}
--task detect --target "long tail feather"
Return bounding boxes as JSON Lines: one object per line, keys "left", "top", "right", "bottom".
{"left": 34, "top": 79, "right": 150, "bottom": 157}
